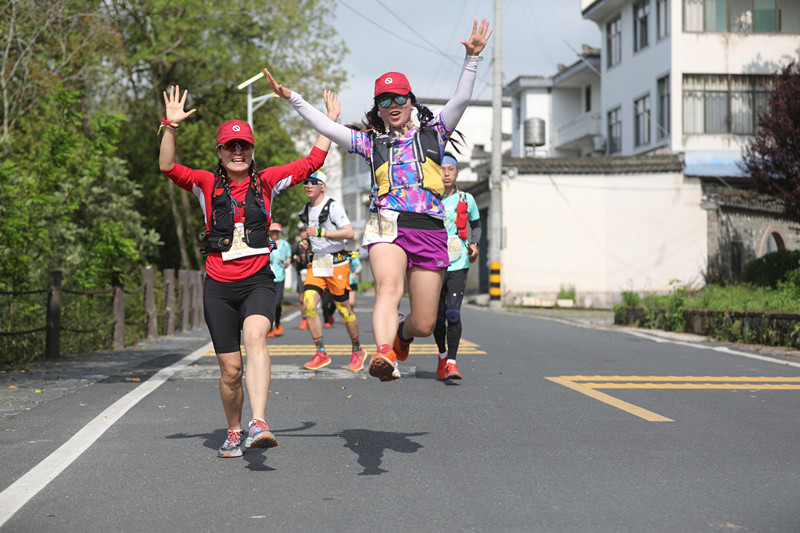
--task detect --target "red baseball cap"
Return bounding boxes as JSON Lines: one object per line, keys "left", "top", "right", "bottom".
{"left": 217, "top": 120, "right": 255, "bottom": 145}
{"left": 374, "top": 72, "right": 412, "bottom": 98}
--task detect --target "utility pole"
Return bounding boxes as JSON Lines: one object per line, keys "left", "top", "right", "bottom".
{"left": 489, "top": 0, "right": 503, "bottom": 309}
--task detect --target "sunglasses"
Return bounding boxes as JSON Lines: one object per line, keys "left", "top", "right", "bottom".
{"left": 303, "top": 179, "right": 322, "bottom": 186}
{"left": 377, "top": 94, "right": 410, "bottom": 108}
{"left": 218, "top": 140, "right": 253, "bottom": 152}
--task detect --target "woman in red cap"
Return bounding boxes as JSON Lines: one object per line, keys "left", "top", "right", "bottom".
{"left": 264, "top": 18, "right": 491, "bottom": 382}
{"left": 158, "top": 85, "right": 340, "bottom": 458}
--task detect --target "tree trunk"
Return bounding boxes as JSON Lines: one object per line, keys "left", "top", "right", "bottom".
{"left": 166, "top": 182, "right": 191, "bottom": 269}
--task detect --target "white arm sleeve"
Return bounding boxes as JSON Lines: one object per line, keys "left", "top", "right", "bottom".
{"left": 287, "top": 92, "right": 354, "bottom": 150}
{"left": 439, "top": 57, "right": 480, "bottom": 129}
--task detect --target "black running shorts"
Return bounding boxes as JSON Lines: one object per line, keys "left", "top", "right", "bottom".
{"left": 203, "top": 267, "right": 276, "bottom": 353}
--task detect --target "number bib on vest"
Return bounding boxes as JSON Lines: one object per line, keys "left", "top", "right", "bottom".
{"left": 447, "top": 234, "right": 463, "bottom": 263}
{"left": 362, "top": 210, "right": 399, "bottom": 247}
{"left": 311, "top": 253, "right": 334, "bottom": 277}
{"left": 221, "top": 222, "right": 270, "bottom": 261}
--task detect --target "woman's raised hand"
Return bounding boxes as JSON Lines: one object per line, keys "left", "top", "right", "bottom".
{"left": 461, "top": 18, "right": 492, "bottom": 56}
{"left": 162, "top": 85, "right": 196, "bottom": 125}
{"left": 264, "top": 68, "right": 292, "bottom": 99}
{"left": 324, "top": 90, "right": 341, "bottom": 121}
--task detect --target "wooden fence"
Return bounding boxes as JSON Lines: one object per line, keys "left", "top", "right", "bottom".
{"left": 0, "top": 268, "right": 203, "bottom": 359}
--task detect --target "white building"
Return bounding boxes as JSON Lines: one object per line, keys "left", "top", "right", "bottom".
{"left": 469, "top": 0, "right": 799, "bottom": 306}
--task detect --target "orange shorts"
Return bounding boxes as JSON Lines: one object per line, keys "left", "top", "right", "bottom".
{"left": 304, "top": 261, "right": 352, "bottom": 298}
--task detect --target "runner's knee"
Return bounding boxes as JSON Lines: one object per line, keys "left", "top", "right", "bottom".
{"left": 445, "top": 309, "right": 461, "bottom": 324}
{"left": 303, "top": 290, "right": 318, "bottom": 317}
{"left": 335, "top": 300, "right": 356, "bottom": 323}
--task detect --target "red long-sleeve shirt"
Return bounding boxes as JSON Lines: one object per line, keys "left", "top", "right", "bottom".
{"left": 163, "top": 146, "right": 327, "bottom": 282}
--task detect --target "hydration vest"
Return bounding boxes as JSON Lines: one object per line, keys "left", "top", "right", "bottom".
{"left": 199, "top": 173, "right": 271, "bottom": 256}
{"left": 369, "top": 124, "right": 444, "bottom": 200}
{"left": 455, "top": 190, "right": 469, "bottom": 241}
{"left": 299, "top": 198, "right": 339, "bottom": 230}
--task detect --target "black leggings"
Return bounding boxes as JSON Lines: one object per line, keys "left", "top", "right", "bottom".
{"left": 203, "top": 268, "right": 276, "bottom": 353}
{"left": 433, "top": 268, "right": 469, "bottom": 359}
{"left": 274, "top": 280, "right": 285, "bottom": 326}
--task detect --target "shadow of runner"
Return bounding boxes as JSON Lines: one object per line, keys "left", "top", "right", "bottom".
{"left": 340, "top": 429, "right": 427, "bottom": 476}
{"left": 167, "top": 423, "right": 428, "bottom": 475}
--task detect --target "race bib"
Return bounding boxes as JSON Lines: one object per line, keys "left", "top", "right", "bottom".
{"left": 221, "top": 222, "right": 270, "bottom": 261}
{"left": 447, "top": 234, "right": 463, "bottom": 263}
{"left": 311, "top": 253, "right": 334, "bottom": 277}
{"left": 362, "top": 210, "right": 399, "bottom": 247}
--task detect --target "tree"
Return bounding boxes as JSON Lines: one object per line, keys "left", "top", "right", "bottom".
{"left": 742, "top": 62, "right": 800, "bottom": 221}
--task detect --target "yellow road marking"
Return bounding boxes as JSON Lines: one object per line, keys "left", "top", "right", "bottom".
{"left": 202, "top": 340, "right": 486, "bottom": 357}
{"left": 545, "top": 377, "right": 673, "bottom": 422}
{"left": 562, "top": 375, "right": 800, "bottom": 382}
{"left": 548, "top": 375, "right": 800, "bottom": 421}
{"left": 581, "top": 383, "right": 800, "bottom": 390}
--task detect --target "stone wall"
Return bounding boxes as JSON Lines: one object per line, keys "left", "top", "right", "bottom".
{"left": 702, "top": 184, "right": 800, "bottom": 282}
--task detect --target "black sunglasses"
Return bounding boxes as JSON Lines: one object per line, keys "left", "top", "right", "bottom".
{"left": 303, "top": 179, "right": 322, "bottom": 186}
{"left": 218, "top": 140, "right": 253, "bottom": 152}
{"left": 377, "top": 94, "right": 410, "bottom": 108}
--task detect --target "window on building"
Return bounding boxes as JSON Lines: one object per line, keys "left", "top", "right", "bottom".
{"left": 585, "top": 85, "right": 592, "bottom": 112}
{"left": 657, "top": 0, "right": 670, "bottom": 37}
{"left": 608, "top": 107, "right": 622, "bottom": 153}
{"left": 634, "top": 0, "right": 651, "bottom": 51}
{"left": 682, "top": 74, "right": 772, "bottom": 134}
{"left": 634, "top": 95, "right": 652, "bottom": 146}
{"left": 657, "top": 76, "right": 671, "bottom": 138}
{"left": 683, "top": 0, "right": 800, "bottom": 32}
{"left": 607, "top": 15, "right": 622, "bottom": 67}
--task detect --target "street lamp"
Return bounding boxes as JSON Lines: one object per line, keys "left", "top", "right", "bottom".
{"left": 237, "top": 71, "right": 279, "bottom": 126}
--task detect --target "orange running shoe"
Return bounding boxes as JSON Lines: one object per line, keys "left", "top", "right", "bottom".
{"left": 303, "top": 351, "right": 331, "bottom": 370}
{"left": 274, "top": 323, "right": 283, "bottom": 336}
{"left": 436, "top": 356, "right": 448, "bottom": 380}
{"left": 299, "top": 318, "right": 308, "bottom": 330}
{"left": 393, "top": 313, "right": 413, "bottom": 361}
{"left": 369, "top": 344, "right": 400, "bottom": 381}
{"left": 348, "top": 348, "right": 367, "bottom": 372}
{"left": 444, "top": 361, "right": 462, "bottom": 380}
{"left": 267, "top": 329, "right": 275, "bottom": 338}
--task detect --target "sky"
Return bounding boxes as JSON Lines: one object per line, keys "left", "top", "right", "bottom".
{"left": 331, "top": 0, "right": 601, "bottom": 123}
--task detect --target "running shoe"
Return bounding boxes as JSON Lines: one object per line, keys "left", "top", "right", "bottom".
{"left": 217, "top": 429, "right": 244, "bottom": 458}
{"left": 267, "top": 329, "right": 275, "bottom": 338}
{"left": 393, "top": 313, "right": 414, "bottom": 361}
{"left": 303, "top": 351, "right": 331, "bottom": 370}
{"left": 323, "top": 321, "right": 331, "bottom": 329}
{"left": 369, "top": 345, "right": 401, "bottom": 381}
{"left": 444, "top": 361, "right": 462, "bottom": 380}
{"left": 245, "top": 418, "right": 278, "bottom": 449}
{"left": 299, "top": 318, "right": 308, "bottom": 330}
{"left": 274, "top": 323, "right": 283, "bottom": 336}
{"left": 436, "top": 356, "right": 448, "bottom": 381}
{"left": 348, "top": 348, "right": 367, "bottom": 372}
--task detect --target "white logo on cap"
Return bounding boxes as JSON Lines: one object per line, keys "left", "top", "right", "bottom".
{"left": 385, "top": 78, "right": 393, "bottom": 84}
{"left": 232, "top": 125, "right": 241, "bottom": 132}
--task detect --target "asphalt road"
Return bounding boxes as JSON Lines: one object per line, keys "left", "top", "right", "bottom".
{"left": 2, "top": 296, "right": 799, "bottom": 532}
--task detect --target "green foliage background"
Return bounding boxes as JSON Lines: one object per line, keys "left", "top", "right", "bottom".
{"left": 1, "top": 0, "right": 347, "bottom": 361}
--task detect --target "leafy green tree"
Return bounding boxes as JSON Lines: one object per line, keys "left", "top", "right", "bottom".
{"left": 742, "top": 62, "right": 800, "bottom": 220}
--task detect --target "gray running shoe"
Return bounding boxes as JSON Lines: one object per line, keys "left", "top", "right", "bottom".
{"left": 245, "top": 418, "right": 278, "bottom": 449}
{"left": 217, "top": 429, "right": 244, "bottom": 458}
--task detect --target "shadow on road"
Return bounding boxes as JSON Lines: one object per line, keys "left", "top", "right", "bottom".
{"left": 166, "top": 422, "right": 428, "bottom": 475}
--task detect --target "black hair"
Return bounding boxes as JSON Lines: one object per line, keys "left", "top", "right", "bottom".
{"left": 362, "top": 93, "right": 465, "bottom": 152}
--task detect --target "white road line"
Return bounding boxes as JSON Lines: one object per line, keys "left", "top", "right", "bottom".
{"left": 620, "top": 329, "right": 800, "bottom": 369}
{"left": 0, "top": 342, "right": 212, "bottom": 528}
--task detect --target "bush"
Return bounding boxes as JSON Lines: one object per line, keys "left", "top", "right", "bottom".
{"left": 742, "top": 250, "right": 800, "bottom": 288}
